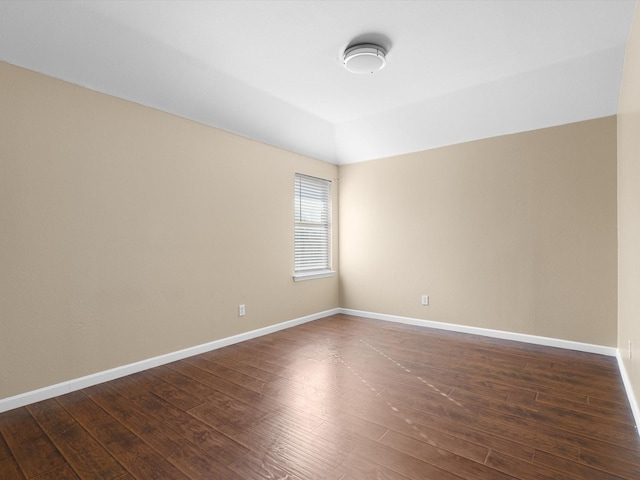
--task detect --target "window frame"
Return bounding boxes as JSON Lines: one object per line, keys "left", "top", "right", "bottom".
{"left": 293, "top": 173, "right": 334, "bottom": 281}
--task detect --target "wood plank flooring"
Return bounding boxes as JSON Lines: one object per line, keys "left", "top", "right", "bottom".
{"left": 1, "top": 313, "right": 639, "bottom": 479}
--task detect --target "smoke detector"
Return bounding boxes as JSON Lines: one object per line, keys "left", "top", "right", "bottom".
{"left": 343, "top": 43, "right": 387, "bottom": 74}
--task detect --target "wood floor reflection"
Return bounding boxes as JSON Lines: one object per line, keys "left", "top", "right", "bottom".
{"left": 1, "top": 314, "right": 639, "bottom": 479}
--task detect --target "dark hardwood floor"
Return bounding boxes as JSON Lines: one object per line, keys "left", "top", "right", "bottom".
{"left": 1, "top": 313, "right": 639, "bottom": 479}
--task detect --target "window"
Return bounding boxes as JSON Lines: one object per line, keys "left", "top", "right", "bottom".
{"left": 294, "top": 173, "right": 333, "bottom": 281}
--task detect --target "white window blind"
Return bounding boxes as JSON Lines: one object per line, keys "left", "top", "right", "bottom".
{"left": 294, "top": 173, "right": 333, "bottom": 280}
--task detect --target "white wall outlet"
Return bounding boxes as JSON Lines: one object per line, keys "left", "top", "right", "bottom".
{"left": 421, "top": 295, "right": 429, "bottom": 306}
{"left": 238, "top": 304, "right": 246, "bottom": 317}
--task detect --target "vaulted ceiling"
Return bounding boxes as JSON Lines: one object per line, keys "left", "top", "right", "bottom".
{"left": 0, "top": 1, "right": 636, "bottom": 164}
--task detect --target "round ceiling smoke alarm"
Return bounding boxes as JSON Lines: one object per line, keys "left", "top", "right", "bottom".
{"left": 343, "top": 43, "right": 387, "bottom": 74}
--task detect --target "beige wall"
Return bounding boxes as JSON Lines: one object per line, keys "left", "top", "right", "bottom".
{"left": 0, "top": 56, "right": 623, "bottom": 402}
{"left": 340, "top": 117, "right": 618, "bottom": 346}
{"left": 618, "top": 3, "right": 640, "bottom": 408}
{"left": 0, "top": 62, "right": 339, "bottom": 399}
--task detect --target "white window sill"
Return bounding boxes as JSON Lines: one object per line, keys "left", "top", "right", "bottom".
{"left": 293, "top": 270, "right": 336, "bottom": 282}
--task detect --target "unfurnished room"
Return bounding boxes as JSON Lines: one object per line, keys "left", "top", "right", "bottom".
{"left": 2, "top": 1, "right": 640, "bottom": 478}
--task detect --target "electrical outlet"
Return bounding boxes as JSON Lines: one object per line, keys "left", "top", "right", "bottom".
{"left": 421, "top": 295, "right": 429, "bottom": 306}
{"left": 238, "top": 304, "right": 245, "bottom": 317}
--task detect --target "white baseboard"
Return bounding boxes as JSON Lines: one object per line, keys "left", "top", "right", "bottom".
{"left": 339, "top": 308, "right": 618, "bottom": 357}
{"left": 0, "top": 308, "right": 340, "bottom": 413}
{"left": 616, "top": 351, "right": 640, "bottom": 434}
{"left": 3, "top": 305, "right": 633, "bottom": 430}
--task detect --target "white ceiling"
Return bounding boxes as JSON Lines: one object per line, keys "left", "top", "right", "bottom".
{"left": 0, "top": 0, "right": 636, "bottom": 164}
